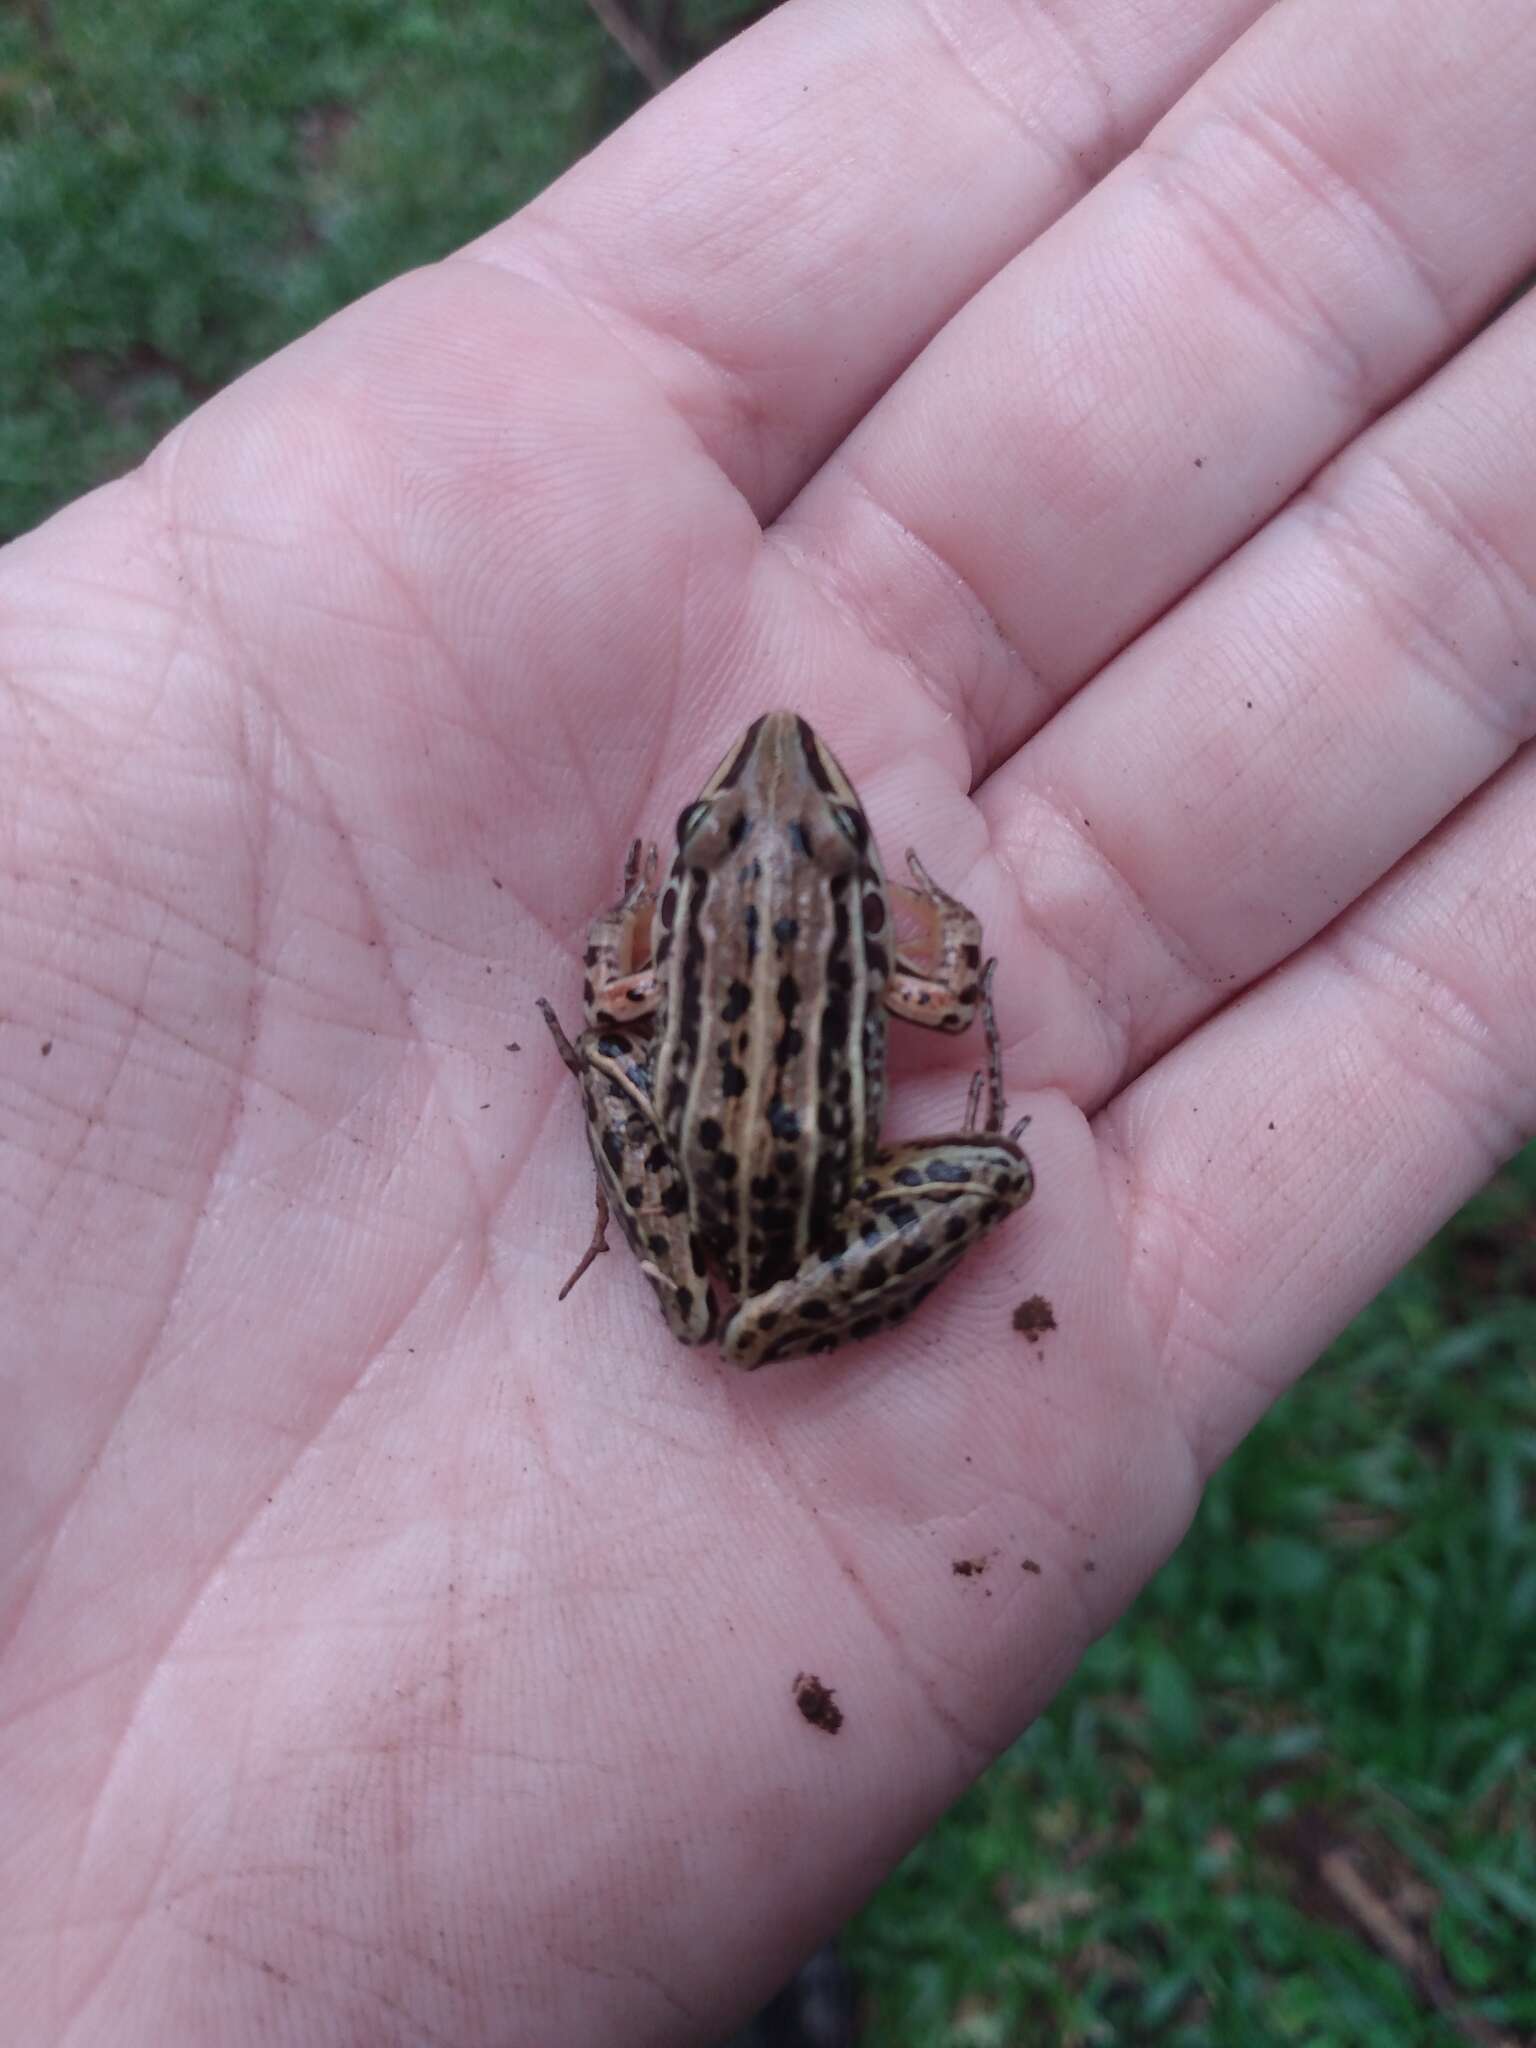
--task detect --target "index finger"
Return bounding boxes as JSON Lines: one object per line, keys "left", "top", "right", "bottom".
{"left": 472, "top": 0, "right": 1272, "bottom": 517}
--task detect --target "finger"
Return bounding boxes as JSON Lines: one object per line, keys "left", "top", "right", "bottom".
{"left": 1099, "top": 745, "right": 1536, "bottom": 1472}
{"left": 477, "top": 0, "right": 1274, "bottom": 516}
{"left": 981, "top": 282, "right": 1536, "bottom": 1109}
{"left": 773, "top": 0, "right": 1536, "bottom": 763}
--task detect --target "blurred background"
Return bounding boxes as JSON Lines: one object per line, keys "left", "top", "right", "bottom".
{"left": 3, "top": 3, "right": 1533, "bottom": 2041}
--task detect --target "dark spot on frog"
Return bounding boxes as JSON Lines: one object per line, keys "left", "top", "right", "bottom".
{"left": 721, "top": 981, "right": 751, "bottom": 1022}
{"left": 719, "top": 1057, "right": 747, "bottom": 1097}
{"left": 862, "top": 891, "right": 885, "bottom": 933}
{"left": 1012, "top": 1295, "right": 1057, "bottom": 1343}
{"left": 727, "top": 812, "right": 750, "bottom": 849}
{"left": 773, "top": 916, "right": 799, "bottom": 948}
{"left": 768, "top": 1099, "right": 800, "bottom": 1141}
{"left": 698, "top": 1117, "right": 723, "bottom": 1150}
{"left": 792, "top": 1672, "right": 843, "bottom": 1734}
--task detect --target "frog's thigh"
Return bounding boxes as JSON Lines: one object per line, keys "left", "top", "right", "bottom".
{"left": 720, "top": 1136, "right": 1032, "bottom": 1368}
{"left": 572, "top": 1029, "right": 716, "bottom": 1345}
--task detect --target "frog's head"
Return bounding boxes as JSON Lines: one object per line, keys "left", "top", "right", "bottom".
{"left": 674, "top": 710, "right": 874, "bottom": 880}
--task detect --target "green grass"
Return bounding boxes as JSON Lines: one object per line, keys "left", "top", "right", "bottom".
{"left": 6, "top": 5, "right": 1534, "bottom": 2040}
{"left": 1, "top": 0, "right": 661, "bottom": 537}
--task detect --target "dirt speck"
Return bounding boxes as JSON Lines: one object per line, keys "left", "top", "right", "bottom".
{"left": 952, "top": 1556, "right": 988, "bottom": 1578}
{"left": 40, "top": 1040, "right": 52, "bottom": 1057}
{"left": 792, "top": 1672, "right": 843, "bottom": 1735}
{"left": 1021, "top": 1558, "right": 1041, "bottom": 1575}
{"left": 1013, "top": 1295, "right": 1057, "bottom": 1342}
{"left": 507, "top": 1042, "right": 521, "bottom": 1053}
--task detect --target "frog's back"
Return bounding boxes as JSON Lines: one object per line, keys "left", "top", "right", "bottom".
{"left": 652, "top": 712, "right": 891, "bottom": 1294}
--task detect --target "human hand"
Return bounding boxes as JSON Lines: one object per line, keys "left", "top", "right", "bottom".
{"left": 3, "top": 2, "right": 1534, "bottom": 2041}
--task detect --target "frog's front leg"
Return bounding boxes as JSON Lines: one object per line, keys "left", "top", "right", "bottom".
{"left": 886, "top": 848, "right": 986, "bottom": 1034}
{"left": 583, "top": 838, "right": 663, "bottom": 1027}
{"left": 537, "top": 1000, "right": 716, "bottom": 1346}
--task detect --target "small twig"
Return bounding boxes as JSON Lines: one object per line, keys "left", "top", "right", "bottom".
{"left": 585, "top": 0, "right": 672, "bottom": 93}
{"left": 1319, "top": 1849, "right": 1516, "bottom": 2048}
{"left": 557, "top": 1182, "right": 613, "bottom": 1301}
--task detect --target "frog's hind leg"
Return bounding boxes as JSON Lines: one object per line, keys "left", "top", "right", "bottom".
{"left": 719, "top": 1129, "right": 1032, "bottom": 1368}
{"left": 537, "top": 998, "right": 715, "bottom": 1345}
{"left": 720, "top": 962, "right": 1033, "bottom": 1367}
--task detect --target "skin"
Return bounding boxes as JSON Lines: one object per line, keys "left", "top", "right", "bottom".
{"left": 3, "top": 0, "right": 1535, "bottom": 2041}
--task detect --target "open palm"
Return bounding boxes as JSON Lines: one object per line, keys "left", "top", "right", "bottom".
{"left": 4, "top": 2, "right": 1535, "bottom": 2041}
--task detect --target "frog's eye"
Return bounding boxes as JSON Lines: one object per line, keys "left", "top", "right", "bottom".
{"left": 831, "top": 803, "right": 868, "bottom": 850}
{"left": 677, "top": 800, "right": 712, "bottom": 846}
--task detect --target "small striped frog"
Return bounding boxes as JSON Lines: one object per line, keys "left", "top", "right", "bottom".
{"left": 539, "top": 712, "right": 1032, "bottom": 1365}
